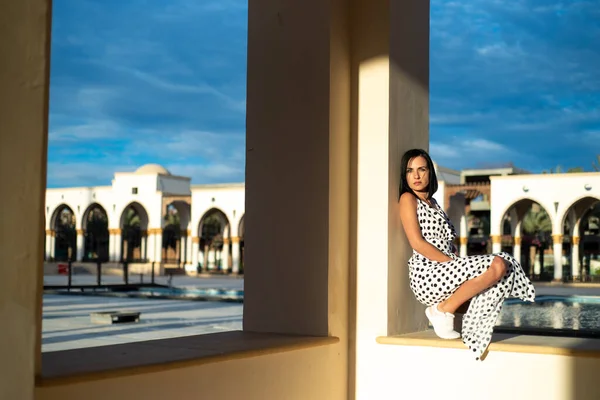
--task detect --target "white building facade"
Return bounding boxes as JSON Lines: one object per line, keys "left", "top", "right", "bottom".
{"left": 44, "top": 164, "right": 245, "bottom": 274}
{"left": 490, "top": 172, "right": 600, "bottom": 280}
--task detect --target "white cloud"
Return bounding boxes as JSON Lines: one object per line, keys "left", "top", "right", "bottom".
{"left": 167, "top": 162, "right": 244, "bottom": 183}
{"left": 47, "top": 162, "right": 134, "bottom": 188}
{"left": 49, "top": 118, "right": 122, "bottom": 142}
{"left": 475, "top": 42, "right": 525, "bottom": 58}
{"left": 430, "top": 142, "right": 460, "bottom": 159}
{"left": 462, "top": 139, "right": 508, "bottom": 152}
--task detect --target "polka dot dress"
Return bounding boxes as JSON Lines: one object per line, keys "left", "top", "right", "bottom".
{"left": 408, "top": 197, "right": 536, "bottom": 360}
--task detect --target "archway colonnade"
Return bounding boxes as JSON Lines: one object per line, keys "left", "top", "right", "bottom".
{"left": 44, "top": 201, "right": 246, "bottom": 274}
{"left": 490, "top": 173, "right": 600, "bottom": 281}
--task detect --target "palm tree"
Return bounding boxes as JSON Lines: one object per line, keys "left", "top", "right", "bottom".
{"left": 201, "top": 214, "right": 224, "bottom": 270}
{"left": 542, "top": 165, "right": 584, "bottom": 174}
{"left": 85, "top": 207, "right": 108, "bottom": 261}
{"left": 122, "top": 208, "right": 142, "bottom": 260}
{"left": 522, "top": 205, "right": 552, "bottom": 278}
{"left": 522, "top": 206, "right": 552, "bottom": 235}
{"left": 592, "top": 155, "right": 600, "bottom": 172}
{"left": 163, "top": 206, "right": 181, "bottom": 262}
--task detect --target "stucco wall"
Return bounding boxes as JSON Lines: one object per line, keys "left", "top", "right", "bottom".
{"left": 490, "top": 173, "right": 600, "bottom": 235}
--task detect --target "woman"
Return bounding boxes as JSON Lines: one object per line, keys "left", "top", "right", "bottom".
{"left": 398, "top": 148, "right": 535, "bottom": 360}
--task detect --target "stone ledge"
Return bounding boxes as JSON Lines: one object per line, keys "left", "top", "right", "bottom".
{"left": 38, "top": 331, "right": 339, "bottom": 386}
{"left": 377, "top": 330, "right": 600, "bottom": 358}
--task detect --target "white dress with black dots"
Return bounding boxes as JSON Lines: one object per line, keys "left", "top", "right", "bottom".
{"left": 408, "top": 197, "right": 536, "bottom": 360}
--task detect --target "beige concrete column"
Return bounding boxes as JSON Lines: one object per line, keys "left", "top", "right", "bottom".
{"left": 231, "top": 236, "right": 241, "bottom": 274}
{"left": 244, "top": 0, "right": 353, "bottom": 345}
{"left": 572, "top": 236, "right": 580, "bottom": 279}
{"left": 350, "top": 1, "right": 430, "bottom": 396}
{"left": 553, "top": 234, "right": 563, "bottom": 281}
{"left": 0, "top": 0, "right": 51, "bottom": 397}
{"left": 221, "top": 237, "right": 230, "bottom": 273}
{"left": 76, "top": 229, "right": 85, "bottom": 261}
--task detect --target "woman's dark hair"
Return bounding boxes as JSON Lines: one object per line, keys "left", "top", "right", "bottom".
{"left": 398, "top": 148, "right": 438, "bottom": 201}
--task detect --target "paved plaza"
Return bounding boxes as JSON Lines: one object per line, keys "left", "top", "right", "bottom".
{"left": 42, "top": 275, "right": 243, "bottom": 353}
{"left": 42, "top": 276, "right": 600, "bottom": 353}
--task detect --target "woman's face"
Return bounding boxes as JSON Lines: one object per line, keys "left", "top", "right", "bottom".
{"left": 406, "top": 155, "right": 430, "bottom": 194}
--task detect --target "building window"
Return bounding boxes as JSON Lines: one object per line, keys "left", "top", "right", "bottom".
{"left": 132, "top": 187, "right": 138, "bottom": 194}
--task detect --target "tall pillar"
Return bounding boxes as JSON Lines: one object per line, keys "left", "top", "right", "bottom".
{"left": 221, "top": 238, "right": 230, "bottom": 272}
{"left": 140, "top": 231, "right": 147, "bottom": 261}
{"left": 553, "top": 234, "right": 563, "bottom": 281}
{"left": 513, "top": 237, "right": 522, "bottom": 264}
{"left": 179, "top": 230, "right": 187, "bottom": 264}
{"left": 146, "top": 230, "right": 155, "bottom": 263}
{"left": 459, "top": 214, "right": 468, "bottom": 257}
{"left": 45, "top": 230, "right": 54, "bottom": 260}
{"left": 459, "top": 237, "right": 467, "bottom": 258}
{"left": 154, "top": 229, "right": 162, "bottom": 263}
{"left": 109, "top": 230, "right": 117, "bottom": 261}
{"left": 491, "top": 234, "right": 502, "bottom": 253}
{"left": 186, "top": 231, "right": 192, "bottom": 266}
{"left": 0, "top": 0, "right": 51, "bottom": 396}
{"left": 232, "top": 236, "right": 241, "bottom": 274}
{"left": 49, "top": 232, "right": 56, "bottom": 260}
{"left": 572, "top": 236, "right": 580, "bottom": 280}
{"left": 191, "top": 237, "right": 199, "bottom": 270}
{"left": 76, "top": 229, "right": 84, "bottom": 261}
{"left": 244, "top": 0, "right": 427, "bottom": 397}
{"left": 114, "top": 229, "right": 122, "bottom": 262}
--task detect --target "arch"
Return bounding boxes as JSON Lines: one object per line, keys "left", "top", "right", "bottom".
{"left": 50, "top": 202, "right": 77, "bottom": 229}
{"left": 82, "top": 203, "right": 109, "bottom": 262}
{"left": 557, "top": 195, "right": 600, "bottom": 232}
{"left": 162, "top": 200, "right": 191, "bottom": 263}
{"left": 50, "top": 204, "right": 76, "bottom": 261}
{"left": 119, "top": 202, "right": 150, "bottom": 230}
{"left": 197, "top": 208, "right": 230, "bottom": 238}
{"left": 237, "top": 214, "right": 245, "bottom": 273}
{"left": 165, "top": 200, "right": 191, "bottom": 229}
{"left": 500, "top": 198, "right": 554, "bottom": 280}
{"left": 120, "top": 202, "right": 150, "bottom": 261}
{"left": 197, "top": 208, "right": 231, "bottom": 271}
{"left": 496, "top": 196, "right": 553, "bottom": 231}
{"left": 238, "top": 214, "right": 245, "bottom": 239}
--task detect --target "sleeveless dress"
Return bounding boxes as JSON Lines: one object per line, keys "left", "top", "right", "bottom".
{"left": 407, "top": 197, "right": 536, "bottom": 360}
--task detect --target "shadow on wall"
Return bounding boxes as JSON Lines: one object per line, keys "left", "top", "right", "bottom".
{"left": 573, "top": 348, "right": 600, "bottom": 399}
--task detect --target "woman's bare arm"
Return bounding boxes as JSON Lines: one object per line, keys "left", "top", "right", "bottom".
{"left": 399, "top": 193, "right": 452, "bottom": 262}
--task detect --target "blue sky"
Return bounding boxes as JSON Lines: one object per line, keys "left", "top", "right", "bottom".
{"left": 47, "top": 0, "right": 600, "bottom": 187}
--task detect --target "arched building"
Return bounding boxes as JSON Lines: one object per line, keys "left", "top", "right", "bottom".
{"left": 44, "top": 164, "right": 246, "bottom": 274}
{"left": 490, "top": 172, "right": 600, "bottom": 281}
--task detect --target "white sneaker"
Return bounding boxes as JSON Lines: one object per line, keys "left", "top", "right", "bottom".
{"left": 425, "top": 304, "right": 461, "bottom": 339}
